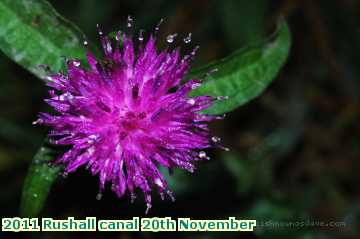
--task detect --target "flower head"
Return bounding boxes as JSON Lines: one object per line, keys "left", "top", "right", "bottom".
{"left": 35, "top": 19, "right": 226, "bottom": 212}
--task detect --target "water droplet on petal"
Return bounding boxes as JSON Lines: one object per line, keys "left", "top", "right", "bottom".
{"left": 166, "top": 33, "right": 177, "bottom": 43}
{"left": 97, "top": 25, "right": 103, "bottom": 36}
{"left": 115, "top": 31, "right": 121, "bottom": 41}
{"left": 66, "top": 93, "right": 74, "bottom": 100}
{"left": 127, "top": 15, "right": 133, "bottom": 28}
{"left": 154, "top": 178, "right": 163, "bottom": 188}
{"left": 145, "top": 203, "right": 152, "bottom": 214}
{"left": 155, "top": 18, "right": 164, "bottom": 32}
{"left": 199, "top": 151, "right": 207, "bottom": 158}
{"left": 191, "top": 45, "right": 200, "bottom": 56}
{"left": 96, "top": 192, "right": 102, "bottom": 200}
{"left": 166, "top": 189, "right": 176, "bottom": 202}
{"left": 72, "top": 60, "right": 81, "bottom": 67}
{"left": 130, "top": 193, "right": 136, "bottom": 203}
{"left": 138, "top": 29, "right": 144, "bottom": 41}
{"left": 44, "top": 76, "right": 53, "bottom": 82}
{"left": 184, "top": 33, "right": 192, "bottom": 44}
{"left": 211, "top": 136, "right": 221, "bottom": 143}
{"left": 216, "top": 114, "right": 226, "bottom": 120}
{"left": 87, "top": 134, "right": 98, "bottom": 144}
{"left": 187, "top": 99, "right": 196, "bottom": 105}
{"left": 191, "top": 82, "right": 201, "bottom": 89}
{"left": 32, "top": 119, "right": 43, "bottom": 125}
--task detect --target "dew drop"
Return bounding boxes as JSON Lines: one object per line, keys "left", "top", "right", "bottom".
{"left": 216, "top": 96, "right": 229, "bottom": 100}
{"left": 45, "top": 76, "right": 53, "bottom": 81}
{"left": 211, "top": 136, "right": 221, "bottom": 143}
{"left": 83, "top": 40, "right": 88, "bottom": 46}
{"left": 60, "top": 172, "right": 68, "bottom": 178}
{"left": 72, "top": 60, "right": 81, "bottom": 67}
{"left": 127, "top": 15, "right": 133, "bottom": 28}
{"left": 66, "top": 93, "right": 74, "bottom": 100}
{"left": 166, "top": 189, "right": 176, "bottom": 202}
{"left": 187, "top": 99, "right": 196, "bottom": 105}
{"left": 97, "top": 24, "right": 103, "bottom": 36}
{"left": 199, "top": 151, "right": 207, "bottom": 158}
{"left": 166, "top": 33, "right": 177, "bottom": 43}
{"left": 210, "top": 68, "right": 218, "bottom": 73}
{"left": 223, "top": 147, "right": 230, "bottom": 151}
{"left": 87, "top": 134, "right": 98, "bottom": 144}
{"left": 87, "top": 147, "right": 95, "bottom": 155}
{"left": 138, "top": 29, "right": 144, "bottom": 41}
{"left": 115, "top": 31, "right": 122, "bottom": 41}
{"left": 191, "top": 82, "right": 201, "bottom": 89}
{"left": 191, "top": 45, "right": 200, "bottom": 56}
{"left": 154, "top": 178, "right": 163, "bottom": 188}
{"left": 216, "top": 114, "right": 226, "bottom": 120}
{"left": 155, "top": 18, "right": 164, "bottom": 32}
{"left": 32, "top": 119, "right": 43, "bottom": 125}
{"left": 96, "top": 192, "right": 103, "bottom": 200}
{"left": 130, "top": 193, "right": 136, "bottom": 203}
{"left": 33, "top": 193, "right": 38, "bottom": 198}
{"left": 145, "top": 203, "right": 152, "bottom": 214}
{"left": 184, "top": 33, "right": 192, "bottom": 44}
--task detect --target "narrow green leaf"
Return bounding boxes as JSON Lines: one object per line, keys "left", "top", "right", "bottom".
{"left": 20, "top": 145, "right": 62, "bottom": 217}
{"left": 189, "top": 20, "right": 291, "bottom": 114}
{"left": 0, "top": 0, "right": 91, "bottom": 79}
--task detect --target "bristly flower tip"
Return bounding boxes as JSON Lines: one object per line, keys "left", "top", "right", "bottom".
{"left": 35, "top": 18, "right": 228, "bottom": 212}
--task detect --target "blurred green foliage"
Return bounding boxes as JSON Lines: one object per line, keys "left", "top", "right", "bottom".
{"left": 0, "top": 0, "right": 90, "bottom": 79}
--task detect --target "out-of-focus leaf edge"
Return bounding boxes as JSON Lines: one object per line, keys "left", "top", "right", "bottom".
{"left": 188, "top": 20, "right": 291, "bottom": 115}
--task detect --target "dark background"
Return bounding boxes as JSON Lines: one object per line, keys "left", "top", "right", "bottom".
{"left": 0, "top": 0, "right": 359, "bottom": 238}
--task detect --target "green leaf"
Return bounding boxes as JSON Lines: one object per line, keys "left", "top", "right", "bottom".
{"left": 20, "top": 145, "right": 62, "bottom": 217}
{"left": 0, "top": 0, "right": 91, "bottom": 79}
{"left": 189, "top": 20, "right": 291, "bottom": 115}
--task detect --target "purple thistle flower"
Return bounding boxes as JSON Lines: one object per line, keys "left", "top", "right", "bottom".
{"left": 34, "top": 19, "right": 226, "bottom": 212}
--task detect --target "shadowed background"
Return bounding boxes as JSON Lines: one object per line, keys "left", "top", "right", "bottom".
{"left": 0, "top": 0, "right": 359, "bottom": 238}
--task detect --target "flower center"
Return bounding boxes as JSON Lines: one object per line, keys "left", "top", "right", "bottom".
{"left": 120, "top": 111, "right": 148, "bottom": 137}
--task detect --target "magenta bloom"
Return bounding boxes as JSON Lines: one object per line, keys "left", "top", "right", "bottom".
{"left": 35, "top": 21, "right": 225, "bottom": 212}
